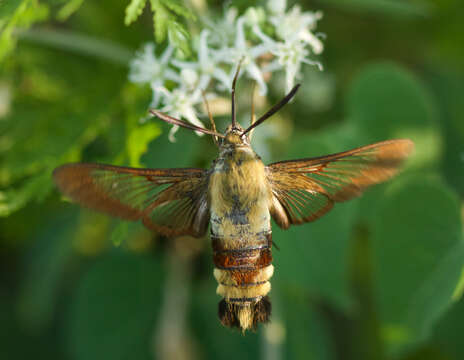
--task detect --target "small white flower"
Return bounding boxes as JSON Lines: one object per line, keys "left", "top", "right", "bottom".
{"left": 217, "top": 17, "right": 269, "bottom": 95}
{"left": 129, "top": 3, "right": 325, "bottom": 141}
{"left": 267, "top": 0, "right": 287, "bottom": 15}
{"left": 205, "top": 6, "right": 238, "bottom": 47}
{"left": 269, "top": 5, "right": 324, "bottom": 55}
{"left": 155, "top": 86, "right": 204, "bottom": 142}
{"left": 172, "top": 30, "right": 231, "bottom": 91}
{"left": 179, "top": 69, "right": 199, "bottom": 90}
{"left": 129, "top": 43, "right": 179, "bottom": 107}
{"left": 254, "top": 26, "right": 322, "bottom": 93}
{"left": 244, "top": 7, "right": 266, "bottom": 27}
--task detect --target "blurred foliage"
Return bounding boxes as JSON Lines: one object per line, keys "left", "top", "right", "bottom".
{"left": 1, "top": 0, "right": 464, "bottom": 360}
{"left": 124, "top": 0, "right": 195, "bottom": 56}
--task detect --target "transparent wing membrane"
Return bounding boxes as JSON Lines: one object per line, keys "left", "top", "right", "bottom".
{"left": 53, "top": 163, "right": 209, "bottom": 237}
{"left": 267, "top": 139, "right": 413, "bottom": 227}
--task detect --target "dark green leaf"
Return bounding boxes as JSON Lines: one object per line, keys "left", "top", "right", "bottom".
{"left": 189, "top": 280, "right": 261, "bottom": 358}
{"left": 347, "top": 63, "right": 441, "bottom": 169}
{"left": 272, "top": 132, "right": 358, "bottom": 311}
{"left": 371, "top": 177, "right": 463, "bottom": 353}
{"left": 431, "top": 296, "right": 464, "bottom": 359}
{"left": 322, "top": 0, "right": 429, "bottom": 17}
{"left": 141, "top": 121, "right": 202, "bottom": 168}
{"left": 67, "top": 250, "right": 164, "bottom": 360}
{"left": 280, "top": 293, "right": 336, "bottom": 360}
{"left": 16, "top": 208, "right": 77, "bottom": 331}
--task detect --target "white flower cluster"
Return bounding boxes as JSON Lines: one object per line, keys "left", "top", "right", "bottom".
{"left": 128, "top": 0, "right": 324, "bottom": 141}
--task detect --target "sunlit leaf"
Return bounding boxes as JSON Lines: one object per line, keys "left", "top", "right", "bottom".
{"left": 126, "top": 122, "right": 161, "bottom": 167}
{"left": 167, "top": 20, "right": 191, "bottom": 57}
{"left": 161, "top": 0, "right": 195, "bottom": 20}
{"left": 124, "top": 0, "right": 147, "bottom": 26}
{"left": 57, "top": 0, "right": 85, "bottom": 21}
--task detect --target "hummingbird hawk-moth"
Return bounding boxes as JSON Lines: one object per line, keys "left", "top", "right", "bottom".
{"left": 53, "top": 66, "right": 413, "bottom": 332}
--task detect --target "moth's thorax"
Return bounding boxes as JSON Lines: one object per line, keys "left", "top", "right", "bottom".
{"left": 209, "top": 144, "right": 272, "bottom": 237}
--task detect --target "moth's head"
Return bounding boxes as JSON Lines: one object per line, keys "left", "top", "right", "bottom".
{"left": 222, "top": 123, "right": 250, "bottom": 147}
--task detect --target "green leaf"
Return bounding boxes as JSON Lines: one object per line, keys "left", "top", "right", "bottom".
{"left": 0, "top": 171, "right": 52, "bottom": 217}
{"left": 426, "top": 69, "right": 464, "bottom": 197}
{"left": 110, "top": 221, "right": 129, "bottom": 246}
{"left": 126, "top": 122, "right": 161, "bottom": 167}
{"left": 347, "top": 63, "right": 441, "bottom": 169}
{"left": 141, "top": 121, "right": 202, "bottom": 168}
{"left": 124, "top": 0, "right": 147, "bottom": 26}
{"left": 431, "top": 296, "right": 464, "bottom": 359}
{"left": 1, "top": 42, "right": 127, "bottom": 215}
{"left": 151, "top": 0, "right": 168, "bottom": 43}
{"left": 189, "top": 280, "right": 261, "bottom": 358}
{"left": 161, "top": 0, "right": 195, "bottom": 20}
{"left": 67, "top": 250, "right": 164, "bottom": 360}
{"left": 146, "top": 0, "right": 194, "bottom": 53}
{"left": 272, "top": 132, "right": 357, "bottom": 311}
{"left": 56, "top": 0, "right": 85, "bottom": 21}
{"left": 167, "top": 20, "right": 190, "bottom": 57}
{"left": 16, "top": 208, "right": 77, "bottom": 331}
{"left": 371, "top": 177, "right": 463, "bottom": 353}
{"left": 452, "top": 266, "right": 464, "bottom": 301}
{"left": 322, "top": 0, "right": 429, "bottom": 17}
{"left": 0, "top": 0, "right": 23, "bottom": 18}
{"left": 110, "top": 221, "right": 142, "bottom": 246}
{"left": 280, "top": 294, "right": 336, "bottom": 360}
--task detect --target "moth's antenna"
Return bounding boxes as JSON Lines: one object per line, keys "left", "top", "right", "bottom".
{"left": 242, "top": 84, "right": 300, "bottom": 137}
{"left": 201, "top": 91, "right": 219, "bottom": 146}
{"left": 249, "top": 81, "right": 257, "bottom": 140}
{"left": 150, "top": 110, "right": 225, "bottom": 138}
{"left": 231, "top": 59, "right": 243, "bottom": 128}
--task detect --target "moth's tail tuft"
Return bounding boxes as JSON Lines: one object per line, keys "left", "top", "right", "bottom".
{"left": 218, "top": 296, "right": 271, "bottom": 332}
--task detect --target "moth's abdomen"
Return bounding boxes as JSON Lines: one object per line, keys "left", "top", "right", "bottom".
{"left": 212, "top": 231, "right": 274, "bottom": 331}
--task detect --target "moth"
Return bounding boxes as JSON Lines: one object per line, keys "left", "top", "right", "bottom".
{"left": 53, "top": 66, "right": 413, "bottom": 332}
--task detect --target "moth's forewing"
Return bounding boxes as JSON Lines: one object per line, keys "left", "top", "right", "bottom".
{"left": 53, "top": 163, "right": 210, "bottom": 237}
{"left": 267, "top": 139, "right": 414, "bottom": 228}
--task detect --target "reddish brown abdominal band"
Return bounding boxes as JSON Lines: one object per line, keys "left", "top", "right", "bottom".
{"left": 212, "top": 233, "right": 272, "bottom": 281}
{"left": 211, "top": 231, "right": 273, "bottom": 329}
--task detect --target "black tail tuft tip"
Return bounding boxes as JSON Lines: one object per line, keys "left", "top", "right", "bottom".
{"left": 218, "top": 296, "right": 272, "bottom": 331}
{"left": 255, "top": 296, "right": 271, "bottom": 324}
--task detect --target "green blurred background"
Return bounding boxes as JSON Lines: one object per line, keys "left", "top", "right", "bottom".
{"left": 1, "top": 0, "right": 464, "bottom": 359}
